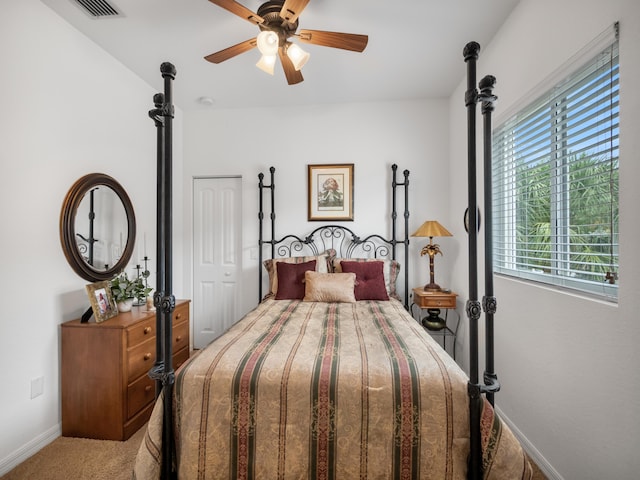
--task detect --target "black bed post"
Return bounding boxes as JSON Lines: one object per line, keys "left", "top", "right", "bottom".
{"left": 149, "top": 92, "right": 165, "bottom": 399}
{"left": 269, "top": 167, "right": 276, "bottom": 259}
{"left": 258, "top": 167, "right": 275, "bottom": 302}
{"left": 391, "top": 164, "right": 411, "bottom": 308}
{"left": 463, "top": 41, "right": 483, "bottom": 480}
{"left": 258, "top": 172, "right": 264, "bottom": 301}
{"left": 479, "top": 75, "right": 500, "bottom": 406}
{"left": 148, "top": 62, "right": 177, "bottom": 480}
{"left": 403, "top": 168, "right": 410, "bottom": 309}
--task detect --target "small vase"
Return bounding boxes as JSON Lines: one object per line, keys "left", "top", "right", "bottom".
{"left": 117, "top": 299, "right": 134, "bottom": 313}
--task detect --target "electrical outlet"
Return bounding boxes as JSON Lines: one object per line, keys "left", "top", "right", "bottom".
{"left": 30, "top": 377, "right": 44, "bottom": 399}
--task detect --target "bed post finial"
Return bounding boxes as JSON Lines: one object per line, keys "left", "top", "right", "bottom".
{"left": 463, "top": 41, "right": 480, "bottom": 61}
{"left": 478, "top": 74, "right": 495, "bottom": 91}
{"left": 479, "top": 75, "right": 497, "bottom": 114}
{"left": 148, "top": 93, "right": 165, "bottom": 126}
{"left": 160, "top": 62, "right": 176, "bottom": 79}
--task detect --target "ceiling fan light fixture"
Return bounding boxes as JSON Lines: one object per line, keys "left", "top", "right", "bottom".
{"left": 256, "top": 30, "right": 279, "bottom": 55}
{"left": 256, "top": 54, "right": 277, "bottom": 75}
{"left": 286, "top": 42, "right": 310, "bottom": 71}
{"left": 205, "top": 0, "right": 368, "bottom": 85}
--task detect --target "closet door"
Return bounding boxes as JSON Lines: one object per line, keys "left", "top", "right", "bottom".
{"left": 193, "top": 176, "right": 241, "bottom": 349}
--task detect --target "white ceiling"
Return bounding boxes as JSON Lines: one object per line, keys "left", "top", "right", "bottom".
{"left": 41, "top": 0, "right": 520, "bottom": 111}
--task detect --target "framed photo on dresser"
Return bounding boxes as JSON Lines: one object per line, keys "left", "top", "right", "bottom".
{"left": 86, "top": 280, "right": 118, "bottom": 322}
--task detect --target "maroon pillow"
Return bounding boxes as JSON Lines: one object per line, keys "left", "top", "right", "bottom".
{"left": 340, "top": 260, "right": 389, "bottom": 301}
{"left": 275, "top": 260, "right": 317, "bottom": 300}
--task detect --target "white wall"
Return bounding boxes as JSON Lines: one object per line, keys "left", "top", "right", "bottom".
{"left": 0, "top": 1, "right": 184, "bottom": 473}
{"left": 448, "top": 1, "right": 640, "bottom": 478}
{"left": 183, "top": 100, "right": 451, "bottom": 316}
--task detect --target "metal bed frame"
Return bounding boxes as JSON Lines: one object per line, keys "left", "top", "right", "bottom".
{"left": 147, "top": 39, "right": 500, "bottom": 479}
{"left": 257, "top": 164, "right": 410, "bottom": 308}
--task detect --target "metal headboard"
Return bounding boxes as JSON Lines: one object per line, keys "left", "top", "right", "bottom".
{"left": 258, "top": 164, "right": 410, "bottom": 307}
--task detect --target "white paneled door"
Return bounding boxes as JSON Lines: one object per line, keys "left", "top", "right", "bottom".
{"left": 192, "top": 177, "right": 242, "bottom": 349}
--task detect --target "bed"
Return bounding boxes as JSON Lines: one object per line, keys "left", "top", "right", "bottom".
{"left": 135, "top": 42, "right": 531, "bottom": 479}
{"left": 135, "top": 296, "right": 528, "bottom": 479}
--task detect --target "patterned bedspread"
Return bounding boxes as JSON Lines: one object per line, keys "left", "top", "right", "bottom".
{"left": 134, "top": 299, "right": 531, "bottom": 479}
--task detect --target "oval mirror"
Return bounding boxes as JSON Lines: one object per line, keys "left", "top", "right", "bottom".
{"left": 60, "top": 173, "right": 136, "bottom": 282}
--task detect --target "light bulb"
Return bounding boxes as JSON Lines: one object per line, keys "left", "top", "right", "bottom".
{"left": 256, "top": 31, "right": 279, "bottom": 55}
{"left": 256, "top": 54, "right": 276, "bottom": 75}
{"left": 286, "top": 43, "right": 310, "bottom": 71}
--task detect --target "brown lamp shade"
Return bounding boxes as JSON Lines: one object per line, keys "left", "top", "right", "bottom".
{"left": 411, "top": 220, "right": 453, "bottom": 238}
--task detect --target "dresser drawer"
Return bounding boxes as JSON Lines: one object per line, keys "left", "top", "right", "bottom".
{"left": 127, "top": 317, "right": 156, "bottom": 348}
{"left": 127, "top": 373, "right": 155, "bottom": 420}
{"left": 173, "top": 320, "right": 189, "bottom": 353}
{"left": 173, "top": 304, "right": 188, "bottom": 324}
{"left": 412, "top": 288, "right": 458, "bottom": 309}
{"left": 128, "top": 337, "right": 156, "bottom": 382}
{"left": 426, "top": 296, "right": 457, "bottom": 308}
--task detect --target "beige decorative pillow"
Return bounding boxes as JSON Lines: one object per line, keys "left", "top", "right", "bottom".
{"left": 303, "top": 271, "right": 356, "bottom": 303}
{"left": 263, "top": 250, "right": 334, "bottom": 297}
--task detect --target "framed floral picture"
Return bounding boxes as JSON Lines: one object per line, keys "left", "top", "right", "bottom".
{"left": 86, "top": 280, "right": 118, "bottom": 322}
{"left": 308, "top": 163, "right": 354, "bottom": 221}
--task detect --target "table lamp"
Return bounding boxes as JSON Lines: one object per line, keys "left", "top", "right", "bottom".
{"left": 412, "top": 220, "right": 453, "bottom": 292}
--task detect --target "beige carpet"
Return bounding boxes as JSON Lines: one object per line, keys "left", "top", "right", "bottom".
{"left": 0, "top": 426, "right": 146, "bottom": 480}
{"left": 1, "top": 424, "right": 547, "bottom": 479}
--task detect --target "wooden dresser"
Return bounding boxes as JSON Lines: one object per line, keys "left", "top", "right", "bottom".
{"left": 61, "top": 299, "right": 190, "bottom": 440}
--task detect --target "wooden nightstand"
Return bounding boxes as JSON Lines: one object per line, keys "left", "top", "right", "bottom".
{"left": 411, "top": 288, "right": 459, "bottom": 359}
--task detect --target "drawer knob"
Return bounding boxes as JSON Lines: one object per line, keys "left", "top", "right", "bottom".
{"left": 176, "top": 313, "right": 182, "bottom": 320}
{"left": 145, "top": 385, "right": 152, "bottom": 392}
{"left": 144, "top": 353, "right": 152, "bottom": 361}
{"left": 176, "top": 336, "right": 182, "bottom": 342}
{"left": 144, "top": 327, "right": 152, "bottom": 334}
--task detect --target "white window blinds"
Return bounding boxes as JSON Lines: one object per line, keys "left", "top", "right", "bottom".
{"left": 492, "top": 27, "right": 619, "bottom": 300}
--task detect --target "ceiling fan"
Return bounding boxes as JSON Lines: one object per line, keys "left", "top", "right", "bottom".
{"left": 204, "top": 0, "right": 368, "bottom": 85}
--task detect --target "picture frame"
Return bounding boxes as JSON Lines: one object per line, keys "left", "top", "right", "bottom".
{"left": 86, "top": 280, "right": 118, "bottom": 322}
{"left": 308, "top": 163, "right": 354, "bottom": 221}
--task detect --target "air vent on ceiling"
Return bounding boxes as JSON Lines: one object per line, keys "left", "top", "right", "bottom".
{"left": 73, "top": 0, "right": 121, "bottom": 18}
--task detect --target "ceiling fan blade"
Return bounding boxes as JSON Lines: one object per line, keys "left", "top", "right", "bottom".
{"left": 204, "top": 38, "right": 257, "bottom": 63}
{"left": 298, "top": 29, "right": 368, "bottom": 52}
{"left": 208, "top": 0, "right": 264, "bottom": 25}
{"left": 279, "top": 0, "right": 310, "bottom": 23}
{"left": 278, "top": 48, "right": 304, "bottom": 85}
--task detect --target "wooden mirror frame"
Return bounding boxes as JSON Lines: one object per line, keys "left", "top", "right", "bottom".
{"left": 60, "top": 173, "right": 136, "bottom": 282}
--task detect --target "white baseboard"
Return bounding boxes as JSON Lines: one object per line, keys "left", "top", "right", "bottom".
{"left": 495, "top": 406, "right": 563, "bottom": 480}
{"left": 0, "top": 423, "right": 61, "bottom": 476}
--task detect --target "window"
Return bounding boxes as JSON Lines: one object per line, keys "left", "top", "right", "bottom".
{"left": 492, "top": 29, "right": 619, "bottom": 300}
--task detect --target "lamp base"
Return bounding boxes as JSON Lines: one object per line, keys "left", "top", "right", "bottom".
{"left": 422, "top": 309, "right": 446, "bottom": 330}
{"left": 423, "top": 282, "right": 442, "bottom": 292}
